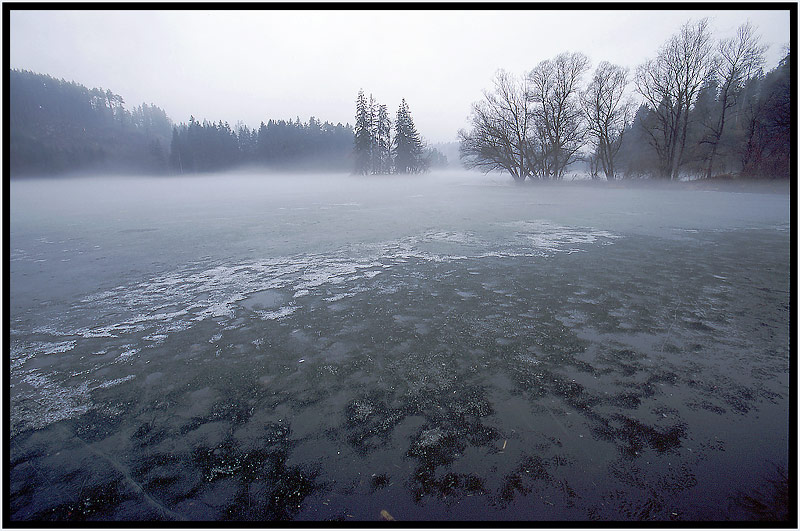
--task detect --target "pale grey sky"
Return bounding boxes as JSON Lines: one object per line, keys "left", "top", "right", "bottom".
{"left": 9, "top": 9, "right": 791, "bottom": 143}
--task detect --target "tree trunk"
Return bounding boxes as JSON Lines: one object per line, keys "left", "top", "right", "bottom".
{"left": 674, "top": 106, "right": 691, "bottom": 180}
{"left": 704, "top": 90, "right": 730, "bottom": 180}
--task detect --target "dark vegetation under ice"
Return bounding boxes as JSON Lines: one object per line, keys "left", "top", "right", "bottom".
{"left": 9, "top": 173, "right": 790, "bottom": 521}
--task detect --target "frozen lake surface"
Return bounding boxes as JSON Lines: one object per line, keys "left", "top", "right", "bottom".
{"left": 9, "top": 172, "right": 790, "bottom": 521}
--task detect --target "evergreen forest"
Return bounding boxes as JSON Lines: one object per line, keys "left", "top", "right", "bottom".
{"left": 9, "top": 69, "right": 355, "bottom": 177}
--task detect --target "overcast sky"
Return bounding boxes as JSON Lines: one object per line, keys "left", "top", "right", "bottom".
{"left": 10, "top": 9, "right": 791, "bottom": 143}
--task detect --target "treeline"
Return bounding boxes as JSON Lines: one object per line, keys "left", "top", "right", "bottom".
{"left": 353, "top": 90, "right": 446, "bottom": 175}
{"left": 9, "top": 69, "right": 356, "bottom": 176}
{"left": 9, "top": 69, "right": 172, "bottom": 175}
{"left": 460, "top": 20, "right": 791, "bottom": 181}
{"left": 169, "top": 116, "right": 354, "bottom": 173}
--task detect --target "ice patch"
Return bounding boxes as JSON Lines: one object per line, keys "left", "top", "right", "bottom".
{"left": 416, "top": 427, "right": 445, "bottom": 448}
{"left": 10, "top": 248, "right": 30, "bottom": 261}
{"left": 12, "top": 370, "right": 91, "bottom": 435}
{"left": 240, "top": 289, "right": 285, "bottom": 310}
{"left": 421, "top": 230, "right": 479, "bottom": 245}
{"left": 10, "top": 340, "right": 81, "bottom": 372}
{"left": 118, "top": 347, "right": 139, "bottom": 360}
{"left": 31, "top": 325, "right": 65, "bottom": 336}
{"left": 93, "top": 374, "right": 136, "bottom": 389}
{"left": 76, "top": 327, "right": 118, "bottom": 338}
{"left": 516, "top": 353, "right": 540, "bottom": 365}
{"left": 11, "top": 222, "right": 620, "bottom": 381}
{"left": 11, "top": 368, "right": 135, "bottom": 435}
{"left": 43, "top": 340, "right": 76, "bottom": 355}
{"left": 502, "top": 220, "right": 619, "bottom": 253}
{"left": 10, "top": 342, "right": 37, "bottom": 371}
{"left": 256, "top": 305, "right": 297, "bottom": 320}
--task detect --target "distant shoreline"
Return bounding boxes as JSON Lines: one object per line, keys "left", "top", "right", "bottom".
{"left": 505, "top": 176, "right": 792, "bottom": 195}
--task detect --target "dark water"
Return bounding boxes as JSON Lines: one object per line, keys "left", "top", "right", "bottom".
{"left": 9, "top": 173, "right": 790, "bottom": 521}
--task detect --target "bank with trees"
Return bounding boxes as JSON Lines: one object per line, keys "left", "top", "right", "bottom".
{"left": 459, "top": 19, "right": 790, "bottom": 181}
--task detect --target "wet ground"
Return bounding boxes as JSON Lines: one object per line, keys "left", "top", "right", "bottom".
{"left": 8, "top": 172, "right": 791, "bottom": 521}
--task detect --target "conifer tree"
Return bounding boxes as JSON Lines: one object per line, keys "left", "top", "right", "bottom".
{"left": 375, "top": 103, "right": 392, "bottom": 174}
{"left": 353, "top": 89, "right": 372, "bottom": 175}
{"left": 368, "top": 94, "right": 378, "bottom": 174}
{"left": 393, "top": 99, "right": 424, "bottom": 173}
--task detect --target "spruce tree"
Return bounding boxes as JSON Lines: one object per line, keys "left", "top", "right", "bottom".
{"left": 368, "top": 94, "right": 378, "bottom": 174}
{"left": 375, "top": 104, "right": 392, "bottom": 174}
{"left": 353, "top": 89, "right": 371, "bottom": 175}
{"left": 393, "top": 99, "right": 424, "bottom": 173}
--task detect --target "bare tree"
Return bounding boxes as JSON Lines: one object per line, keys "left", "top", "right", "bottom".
{"left": 581, "top": 62, "right": 633, "bottom": 180}
{"left": 527, "top": 52, "right": 590, "bottom": 180}
{"left": 635, "top": 18, "right": 716, "bottom": 179}
{"left": 701, "top": 22, "right": 766, "bottom": 179}
{"left": 459, "top": 70, "right": 535, "bottom": 182}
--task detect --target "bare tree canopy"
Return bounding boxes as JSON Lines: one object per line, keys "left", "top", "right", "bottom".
{"left": 635, "top": 18, "right": 716, "bottom": 179}
{"left": 458, "top": 18, "right": 786, "bottom": 183}
{"left": 701, "top": 21, "right": 767, "bottom": 179}
{"left": 459, "top": 70, "right": 534, "bottom": 182}
{"left": 527, "top": 52, "right": 590, "bottom": 180}
{"left": 581, "top": 62, "right": 633, "bottom": 180}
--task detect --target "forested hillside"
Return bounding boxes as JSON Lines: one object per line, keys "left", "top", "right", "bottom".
{"left": 9, "top": 69, "right": 355, "bottom": 177}
{"left": 10, "top": 69, "right": 172, "bottom": 176}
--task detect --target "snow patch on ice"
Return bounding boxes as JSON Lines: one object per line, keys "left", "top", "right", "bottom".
{"left": 93, "top": 374, "right": 136, "bottom": 389}
{"left": 12, "top": 220, "right": 620, "bottom": 383}
{"left": 421, "top": 230, "right": 479, "bottom": 245}
{"left": 504, "top": 220, "right": 618, "bottom": 253}
{"left": 76, "top": 327, "right": 118, "bottom": 338}
{"left": 43, "top": 340, "right": 76, "bottom": 355}
{"left": 12, "top": 370, "right": 91, "bottom": 435}
{"left": 118, "top": 347, "right": 139, "bottom": 360}
{"left": 10, "top": 219, "right": 622, "bottom": 434}
{"left": 256, "top": 304, "right": 297, "bottom": 321}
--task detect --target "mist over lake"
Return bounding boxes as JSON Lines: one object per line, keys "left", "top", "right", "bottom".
{"left": 9, "top": 172, "right": 790, "bottom": 521}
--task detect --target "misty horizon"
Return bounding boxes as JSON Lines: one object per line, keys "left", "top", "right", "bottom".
{"left": 9, "top": 9, "right": 790, "bottom": 144}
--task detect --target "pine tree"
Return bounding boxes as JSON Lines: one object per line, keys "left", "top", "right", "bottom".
{"left": 353, "top": 89, "right": 371, "bottom": 175}
{"left": 368, "top": 94, "right": 378, "bottom": 174}
{"left": 375, "top": 104, "right": 392, "bottom": 174}
{"left": 393, "top": 99, "right": 424, "bottom": 173}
